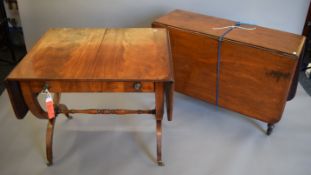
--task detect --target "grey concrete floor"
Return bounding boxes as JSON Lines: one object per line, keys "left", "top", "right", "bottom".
{"left": 0, "top": 85, "right": 310, "bottom": 175}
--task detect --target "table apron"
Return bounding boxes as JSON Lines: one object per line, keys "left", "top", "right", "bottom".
{"left": 25, "top": 80, "right": 155, "bottom": 93}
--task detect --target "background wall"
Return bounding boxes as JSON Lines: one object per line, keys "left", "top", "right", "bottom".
{"left": 17, "top": 0, "right": 310, "bottom": 50}
{"left": 4, "top": 1, "right": 22, "bottom": 27}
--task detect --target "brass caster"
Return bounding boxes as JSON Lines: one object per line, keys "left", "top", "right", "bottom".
{"left": 157, "top": 161, "right": 164, "bottom": 166}
{"left": 46, "top": 161, "right": 53, "bottom": 166}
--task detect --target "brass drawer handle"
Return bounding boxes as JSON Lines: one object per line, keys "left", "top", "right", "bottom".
{"left": 133, "top": 82, "right": 142, "bottom": 90}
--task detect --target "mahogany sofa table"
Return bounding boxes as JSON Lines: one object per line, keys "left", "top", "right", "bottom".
{"left": 5, "top": 28, "right": 174, "bottom": 166}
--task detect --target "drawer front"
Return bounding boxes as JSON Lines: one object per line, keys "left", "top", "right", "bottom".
{"left": 27, "top": 81, "right": 155, "bottom": 93}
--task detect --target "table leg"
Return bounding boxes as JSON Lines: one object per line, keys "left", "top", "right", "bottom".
{"left": 165, "top": 82, "right": 174, "bottom": 121}
{"left": 155, "top": 83, "right": 164, "bottom": 166}
{"left": 156, "top": 120, "right": 163, "bottom": 166}
{"left": 266, "top": 123, "right": 275, "bottom": 136}
{"left": 46, "top": 118, "right": 56, "bottom": 166}
{"left": 20, "top": 82, "right": 57, "bottom": 165}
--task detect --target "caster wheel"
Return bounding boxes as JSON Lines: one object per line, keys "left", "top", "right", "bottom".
{"left": 266, "top": 124, "right": 275, "bottom": 136}
{"left": 157, "top": 161, "right": 164, "bottom": 166}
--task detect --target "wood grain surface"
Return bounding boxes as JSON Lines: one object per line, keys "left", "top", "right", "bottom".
{"left": 5, "top": 28, "right": 174, "bottom": 165}
{"left": 153, "top": 9, "right": 305, "bottom": 124}
{"left": 166, "top": 27, "right": 218, "bottom": 104}
{"left": 153, "top": 9, "right": 305, "bottom": 57}
{"left": 7, "top": 28, "right": 173, "bottom": 82}
{"left": 27, "top": 80, "right": 155, "bottom": 93}
{"left": 219, "top": 41, "right": 297, "bottom": 123}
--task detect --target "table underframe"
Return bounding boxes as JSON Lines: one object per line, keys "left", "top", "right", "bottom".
{"left": 19, "top": 81, "right": 173, "bottom": 166}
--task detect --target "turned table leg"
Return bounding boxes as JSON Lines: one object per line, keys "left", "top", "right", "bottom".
{"left": 46, "top": 118, "right": 56, "bottom": 166}
{"left": 155, "top": 83, "right": 164, "bottom": 166}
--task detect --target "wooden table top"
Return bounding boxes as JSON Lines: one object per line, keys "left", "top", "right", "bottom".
{"left": 8, "top": 28, "right": 173, "bottom": 82}
{"left": 153, "top": 9, "right": 305, "bottom": 57}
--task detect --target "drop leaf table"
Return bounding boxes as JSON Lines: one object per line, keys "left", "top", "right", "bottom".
{"left": 152, "top": 10, "right": 305, "bottom": 135}
{"left": 5, "top": 28, "right": 174, "bottom": 166}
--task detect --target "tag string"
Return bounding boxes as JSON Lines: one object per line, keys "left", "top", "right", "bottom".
{"left": 213, "top": 22, "right": 256, "bottom": 31}
{"left": 215, "top": 22, "right": 256, "bottom": 106}
{"left": 42, "top": 83, "right": 55, "bottom": 119}
{"left": 42, "top": 84, "right": 52, "bottom": 99}
{"left": 213, "top": 26, "right": 256, "bottom": 30}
